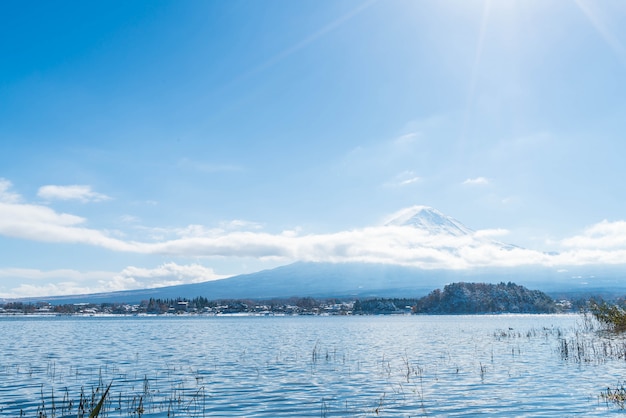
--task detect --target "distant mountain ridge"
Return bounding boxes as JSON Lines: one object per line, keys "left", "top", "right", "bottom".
{"left": 19, "top": 205, "right": 626, "bottom": 304}
{"left": 31, "top": 262, "right": 626, "bottom": 305}
{"left": 37, "top": 262, "right": 443, "bottom": 304}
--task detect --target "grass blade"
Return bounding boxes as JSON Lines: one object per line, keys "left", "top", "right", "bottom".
{"left": 89, "top": 381, "right": 112, "bottom": 418}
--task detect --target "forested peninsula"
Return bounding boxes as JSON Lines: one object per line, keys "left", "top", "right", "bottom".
{"left": 354, "top": 282, "right": 558, "bottom": 314}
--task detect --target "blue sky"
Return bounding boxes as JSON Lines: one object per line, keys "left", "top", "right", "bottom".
{"left": 2, "top": 0, "right": 626, "bottom": 298}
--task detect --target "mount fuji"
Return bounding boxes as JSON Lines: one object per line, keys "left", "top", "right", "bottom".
{"left": 30, "top": 206, "right": 626, "bottom": 304}
{"left": 384, "top": 205, "right": 523, "bottom": 252}
{"left": 384, "top": 205, "right": 474, "bottom": 236}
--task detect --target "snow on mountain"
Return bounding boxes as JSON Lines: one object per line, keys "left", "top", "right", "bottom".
{"left": 384, "top": 205, "right": 474, "bottom": 237}
{"left": 384, "top": 205, "right": 525, "bottom": 254}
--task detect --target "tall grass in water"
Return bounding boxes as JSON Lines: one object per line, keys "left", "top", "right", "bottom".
{"left": 564, "top": 303, "right": 626, "bottom": 410}
{"left": 589, "top": 300, "right": 626, "bottom": 332}
{"left": 29, "top": 376, "right": 208, "bottom": 418}
{"left": 601, "top": 383, "right": 626, "bottom": 409}
{"left": 558, "top": 304, "right": 626, "bottom": 364}
{"left": 89, "top": 381, "right": 111, "bottom": 418}
{"left": 33, "top": 381, "right": 112, "bottom": 418}
{"left": 15, "top": 314, "right": 626, "bottom": 416}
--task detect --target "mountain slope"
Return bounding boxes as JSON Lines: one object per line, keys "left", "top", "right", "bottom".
{"left": 385, "top": 205, "right": 474, "bottom": 236}
{"left": 39, "top": 262, "right": 449, "bottom": 304}
{"left": 37, "top": 261, "right": 622, "bottom": 305}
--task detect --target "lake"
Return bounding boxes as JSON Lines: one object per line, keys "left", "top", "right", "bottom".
{"left": 0, "top": 314, "right": 624, "bottom": 417}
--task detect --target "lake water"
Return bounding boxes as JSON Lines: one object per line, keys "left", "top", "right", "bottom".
{"left": 0, "top": 314, "right": 624, "bottom": 417}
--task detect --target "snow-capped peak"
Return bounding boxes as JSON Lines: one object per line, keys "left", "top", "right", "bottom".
{"left": 384, "top": 205, "right": 474, "bottom": 237}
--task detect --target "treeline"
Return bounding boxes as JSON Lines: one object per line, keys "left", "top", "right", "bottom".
{"left": 354, "top": 282, "right": 559, "bottom": 315}
{"left": 143, "top": 296, "right": 350, "bottom": 314}
{"left": 0, "top": 283, "right": 598, "bottom": 315}
{"left": 0, "top": 297, "right": 353, "bottom": 315}
{"left": 353, "top": 298, "right": 418, "bottom": 314}
{"left": 414, "top": 282, "right": 556, "bottom": 314}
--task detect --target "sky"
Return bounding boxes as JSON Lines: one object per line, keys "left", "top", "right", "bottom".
{"left": 2, "top": 0, "right": 626, "bottom": 298}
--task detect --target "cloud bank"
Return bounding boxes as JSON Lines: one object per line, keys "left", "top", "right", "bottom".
{"left": 0, "top": 263, "right": 225, "bottom": 298}
{"left": 3, "top": 190, "right": 626, "bottom": 270}
{"left": 0, "top": 200, "right": 139, "bottom": 251}
{"left": 4, "top": 177, "right": 626, "bottom": 297}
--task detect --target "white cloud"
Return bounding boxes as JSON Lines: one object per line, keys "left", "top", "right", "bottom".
{"left": 133, "top": 226, "right": 552, "bottom": 270}
{"left": 561, "top": 220, "right": 626, "bottom": 249}
{"left": 399, "top": 177, "right": 421, "bottom": 186}
{"left": 219, "top": 219, "right": 264, "bottom": 231}
{"left": 0, "top": 268, "right": 119, "bottom": 299}
{"left": 3, "top": 283, "right": 107, "bottom": 300}
{"left": 38, "top": 185, "right": 111, "bottom": 203}
{"left": 0, "top": 178, "right": 21, "bottom": 203}
{"left": 6, "top": 193, "right": 626, "bottom": 275}
{"left": 121, "top": 217, "right": 626, "bottom": 270}
{"left": 0, "top": 263, "right": 226, "bottom": 298}
{"left": 463, "top": 177, "right": 489, "bottom": 186}
{"left": 475, "top": 228, "right": 509, "bottom": 238}
{"left": 144, "top": 232, "right": 295, "bottom": 259}
{"left": 385, "top": 171, "right": 422, "bottom": 188}
{"left": 0, "top": 182, "right": 126, "bottom": 248}
{"left": 172, "top": 224, "right": 223, "bottom": 239}
{"left": 1, "top": 201, "right": 85, "bottom": 227}
{"left": 549, "top": 248, "right": 626, "bottom": 266}
{"left": 116, "top": 262, "right": 225, "bottom": 284}
{"left": 134, "top": 219, "right": 264, "bottom": 241}
{"left": 0, "top": 197, "right": 591, "bottom": 269}
{"left": 0, "top": 200, "right": 138, "bottom": 251}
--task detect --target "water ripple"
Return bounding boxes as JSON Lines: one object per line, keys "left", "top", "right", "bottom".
{"left": 0, "top": 315, "right": 623, "bottom": 416}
